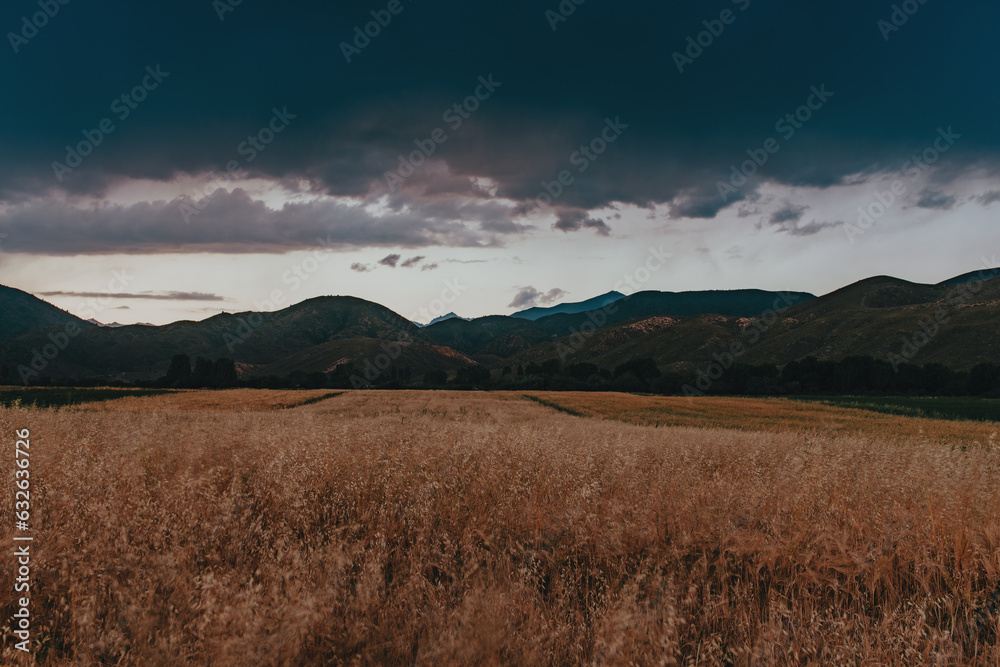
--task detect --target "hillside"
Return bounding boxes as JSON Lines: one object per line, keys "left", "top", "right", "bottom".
{"left": 2, "top": 272, "right": 1000, "bottom": 383}
{"left": 0, "top": 296, "right": 425, "bottom": 381}
{"left": 511, "top": 291, "right": 625, "bottom": 321}
{"left": 0, "top": 284, "right": 89, "bottom": 341}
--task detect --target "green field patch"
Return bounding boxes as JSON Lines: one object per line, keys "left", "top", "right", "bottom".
{"left": 0, "top": 387, "right": 172, "bottom": 408}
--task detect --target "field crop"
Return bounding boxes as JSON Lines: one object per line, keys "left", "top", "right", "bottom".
{"left": 1, "top": 390, "right": 999, "bottom": 664}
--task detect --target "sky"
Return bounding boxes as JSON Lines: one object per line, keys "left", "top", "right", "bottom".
{"left": 0, "top": 0, "right": 998, "bottom": 325}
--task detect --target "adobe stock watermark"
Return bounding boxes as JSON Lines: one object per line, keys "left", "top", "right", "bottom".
{"left": 347, "top": 335, "right": 412, "bottom": 388}
{"left": 555, "top": 245, "right": 670, "bottom": 361}
{"left": 213, "top": 0, "right": 244, "bottom": 21}
{"left": 180, "top": 106, "right": 296, "bottom": 223}
{"left": 844, "top": 126, "right": 959, "bottom": 244}
{"left": 682, "top": 293, "right": 800, "bottom": 396}
{"left": 545, "top": 0, "right": 587, "bottom": 31}
{"left": 878, "top": 0, "right": 930, "bottom": 41}
{"left": 7, "top": 0, "right": 71, "bottom": 54}
{"left": 383, "top": 75, "right": 502, "bottom": 191}
{"left": 525, "top": 117, "right": 628, "bottom": 213}
{"left": 349, "top": 278, "right": 468, "bottom": 388}
{"left": 884, "top": 256, "right": 995, "bottom": 371}
{"left": 407, "top": 277, "right": 467, "bottom": 327}
{"left": 17, "top": 268, "right": 135, "bottom": 384}
{"left": 717, "top": 84, "right": 834, "bottom": 202}
{"left": 51, "top": 65, "right": 170, "bottom": 182}
{"left": 340, "top": 0, "right": 415, "bottom": 64}
{"left": 223, "top": 236, "right": 336, "bottom": 353}
{"left": 672, "top": 0, "right": 752, "bottom": 73}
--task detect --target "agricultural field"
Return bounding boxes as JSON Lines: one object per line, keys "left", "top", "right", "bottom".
{"left": 0, "top": 387, "right": 173, "bottom": 409}
{"left": 791, "top": 396, "right": 1000, "bottom": 423}
{"left": 2, "top": 390, "right": 999, "bottom": 664}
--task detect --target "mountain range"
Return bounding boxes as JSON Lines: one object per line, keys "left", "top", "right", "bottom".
{"left": 1, "top": 268, "right": 998, "bottom": 384}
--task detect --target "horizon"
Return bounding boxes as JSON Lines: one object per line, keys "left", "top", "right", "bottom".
{"left": 1, "top": 2, "right": 998, "bottom": 325}
{"left": 6, "top": 261, "right": 998, "bottom": 328}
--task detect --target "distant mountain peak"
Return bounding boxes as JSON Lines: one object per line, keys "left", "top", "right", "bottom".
{"left": 511, "top": 291, "right": 626, "bottom": 321}
{"left": 86, "top": 319, "right": 154, "bottom": 328}
{"left": 415, "top": 312, "right": 469, "bottom": 328}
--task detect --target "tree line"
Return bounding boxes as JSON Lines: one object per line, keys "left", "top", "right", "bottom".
{"left": 6, "top": 353, "right": 1000, "bottom": 397}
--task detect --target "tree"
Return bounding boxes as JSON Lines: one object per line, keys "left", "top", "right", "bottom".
{"left": 164, "top": 355, "right": 192, "bottom": 387}
{"left": 424, "top": 369, "right": 448, "bottom": 385}
{"left": 212, "top": 358, "right": 238, "bottom": 387}
{"left": 303, "top": 371, "right": 328, "bottom": 389}
{"left": 969, "top": 363, "right": 1000, "bottom": 395}
{"left": 192, "top": 356, "right": 214, "bottom": 386}
{"left": 455, "top": 365, "right": 491, "bottom": 386}
{"left": 614, "top": 358, "right": 661, "bottom": 381}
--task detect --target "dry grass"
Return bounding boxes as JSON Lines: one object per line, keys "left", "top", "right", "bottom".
{"left": 1, "top": 390, "right": 999, "bottom": 665}
{"left": 79, "top": 388, "right": 343, "bottom": 413}
{"left": 526, "top": 392, "right": 1000, "bottom": 448}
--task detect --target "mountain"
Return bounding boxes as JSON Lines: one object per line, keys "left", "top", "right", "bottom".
{"left": 87, "top": 319, "right": 155, "bottom": 328}
{"left": 0, "top": 295, "right": 429, "bottom": 381}
{"left": 937, "top": 267, "right": 1000, "bottom": 286}
{"left": 502, "top": 276, "right": 1000, "bottom": 373}
{"left": 511, "top": 291, "right": 625, "bottom": 320}
{"left": 0, "top": 284, "right": 89, "bottom": 341}
{"left": 734, "top": 274, "right": 1000, "bottom": 371}
{"left": 415, "top": 312, "right": 470, "bottom": 327}
{"left": 3, "top": 270, "right": 1000, "bottom": 383}
{"left": 548, "top": 289, "right": 815, "bottom": 327}
{"left": 423, "top": 288, "right": 816, "bottom": 360}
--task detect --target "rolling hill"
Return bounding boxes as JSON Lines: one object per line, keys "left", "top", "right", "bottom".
{"left": 511, "top": 291, "right": 625, "bottom": 320}
{"left": 2, "top": 269, "right": 999, "bottom": 383}
{"left": 0, "top": 284, "right": 89, "bottom": 341}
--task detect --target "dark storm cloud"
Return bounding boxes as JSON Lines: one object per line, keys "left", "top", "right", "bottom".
{"left": 0, "top": 189, "right": 512, "bottom": 254}
{"left": 0, "top": 0, "right": 997, "bottom": 242}
{"left": 977, "top": 191, "right": 1000, "bottom": 207}
{"left": 553, "top": 209, "right": 610, "bottom": 236}
{"left": 669, "top": 184, "right": 755, "bottom": 220}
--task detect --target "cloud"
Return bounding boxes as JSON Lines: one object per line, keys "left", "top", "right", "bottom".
{"left": 420, "top": 263, "right": 439, "bottom": 271}
{"left": 769, "top": 203, "right": 808, "bottom": 225}
{"left": 37, "top": 290, "right": 226, "bottom": 301}
{"left": 669, "top": 185, "right": 751, "bottom": 220}
{"left": 378, "top": 254, "right": 401, "bottom": 268}
{"left": 761, "top": 202, "right": 842, "bottom": 236}
{"left": 350, "top": 263, "right": 374, "bottom": 273}
{"left": 400, "top": 255, "right": 425, "bottom": 268}
{"left": 0, "top": 0, "right": 995, "bottom": 245}
{"left": 789, "top": 219, "right": 844, "bottom": 236}
{"left": 0, "top": 189, "right": 511, "bottom": 254}
{"left": 916, "top": 189, "right": 958, "bottom": 210}
{"left": 553, "top": 209, "right": 610, "bottom": 236}
{"left": 976, "top": 190, "right": 1000, "bottom": 206}
{"left": 508, "top": 286, "right": 568, "bottom": 309}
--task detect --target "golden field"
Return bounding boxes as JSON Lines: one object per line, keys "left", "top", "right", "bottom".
{"left": 2, "top": 390, "right": 999, "bottom": 665}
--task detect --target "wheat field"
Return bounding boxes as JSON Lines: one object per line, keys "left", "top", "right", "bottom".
{"left": 2, "top": 390, "right": 999, "bottom": 665}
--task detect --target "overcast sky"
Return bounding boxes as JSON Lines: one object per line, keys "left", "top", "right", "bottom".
{"left": 1, "top": 0, "right": 998, "bottom": 324}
